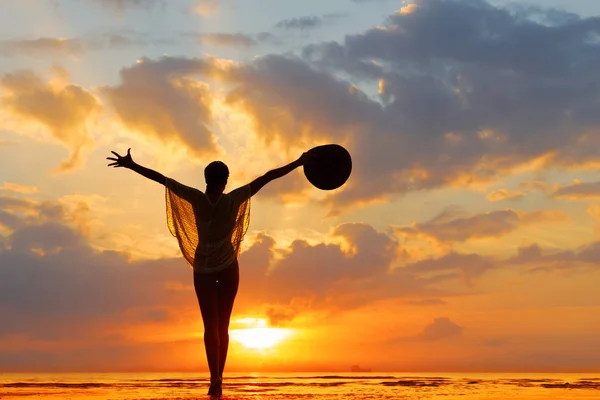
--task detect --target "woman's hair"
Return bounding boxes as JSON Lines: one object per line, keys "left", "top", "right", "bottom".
{"left": 204, "top": 161, "right": 229, "bottom": 186}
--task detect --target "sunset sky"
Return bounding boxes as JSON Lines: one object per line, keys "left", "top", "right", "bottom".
{"left": 2, "top": 0, "right": 600, "bottom": 373}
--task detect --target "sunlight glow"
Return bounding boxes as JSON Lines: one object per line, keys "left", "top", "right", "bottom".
{"left": 230, "top": 319, "right": 291, "bottom": 350}
{"left": 230, "top": 327, "right": 291, "bottom": 349}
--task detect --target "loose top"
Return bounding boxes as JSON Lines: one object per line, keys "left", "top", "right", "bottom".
{"left": 165, "top": 178, "right": 251, "bottom": 274}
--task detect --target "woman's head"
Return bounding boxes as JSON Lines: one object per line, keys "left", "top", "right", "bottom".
{"left": 204, "top": 161, "right": 229, "bottom": 188}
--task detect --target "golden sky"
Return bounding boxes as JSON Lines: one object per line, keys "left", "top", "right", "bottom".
{"left": 1, "top": 0, "right": 600, "bottom": 372}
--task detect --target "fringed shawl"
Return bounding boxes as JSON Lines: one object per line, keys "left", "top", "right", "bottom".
{"left": 165, "top": 178, "right": 251, "bottom": 273}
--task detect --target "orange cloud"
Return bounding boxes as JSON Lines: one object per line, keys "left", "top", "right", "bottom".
{"left": 223, "top": 55, "right": 362, "bottom": 150}
{"left": 486, "top": 189, "right": 525, "bottom": 202}
{"left": 405, "top": 298, "right": 446, "bottom": 306}
{"left": 3, "top": 190, "right": 599, "bottom": 372}
{"left": 194, "top": 0, "right": 219, "bottom": 16}
{"left": 518, "top": 180, "right": 551, "bottom": 193}
{"left": 0, "top": 67, "right": 99, "bottom": 172}
{"left": 588, "top": 204, "right": 600, "bottom": 222}
{"left": 196, "top": 33, "right": 257, "bottom": 48}
{"left": 0, "top": 182, "right": 38, "bottom": 194}
{"left": 398, "top": 3, "right": 418, "bottom": 15}
{"left": 102, "top": 58, "right": 220, "bottom": 158}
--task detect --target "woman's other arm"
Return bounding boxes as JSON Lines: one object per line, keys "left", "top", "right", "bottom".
{"left": 249, "top": 151, "right": 313, "bottom": 196}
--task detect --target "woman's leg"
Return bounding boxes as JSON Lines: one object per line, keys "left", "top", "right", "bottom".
{"left": 216, "top": 260, "right": 240, "bottom": 379}
{"left": 193, "top": 271, "right": 221, "bottom": 392}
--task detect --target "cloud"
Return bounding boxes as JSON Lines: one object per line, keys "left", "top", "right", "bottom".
{"left": 391, "top": 316, "right": 464, "bottom": 342}
{"left": 417, "top": 317, "right": 463, "bottom": 341}
{"left": 7, "top": 191, "right": 587, "bottom": 371}
{"left": 263, "top": 304, "right": 299, "bottom": 326}
{"left": 2, "top": 197, "right": 442, "bottom": 363}
{"left": 405, "top": 298, "right": 446, "bottom": 306}
{"left": 282, "top": 0, "right": 600, "bottom": 207}
{"left": 194, "top": 0, "right": 219, "bottom": 16}
{"left": 276, "top": 16, "right": 322, "bottom": 31}
{"left": 510, "top": 241, "right": 600, "bottom": 272}
{"left": 401, "top": 251, "right": 495, "bottom": 283}
{"left": 518, "top": 180, "right": 551, "bottom": 194}
{"left": 487, "top": 189, "right": 525, "bottom": 202}
{"left": 588, "top": 204, "right": 600, "bottom": 223}
{"left": 239, "top": 223, "right": 399, "bottom": 307}
{"left": 0, "top": 182, "right": 38, "bottom": 194}
{"left": 223, "top": 54, "right": 376, "bottom": 150}
{"left": 91, "top": 0, "right": 165, "bottom": 12}
{"left": 0, "top": 33, "right": 172, "bottom": 58}
{"left": 0, "top": 67, "right": 99, "bottom": 172}
{"left": 553, "top": 180, "right": 600, "bottom": 200}
{"left": 0, "top": 139, "right": 17, "bottom": 147}
{"left": 395, "top": 208, "right": 568, "bottom": 243}
{"left": 193, "top": 33, "right": 275, "bottom": 48}
{"left": 102, "top": 57, "right": 220, "bottom": 157}
{"left": 0, "top": 38, "right": 83, "bottom": 57}
{"left": 237, "top": 223, "right": 497, "bottom": 316}
{"left": 198, "top": 33, "right": 256, "bottom": 47}
{"left": 0, "top": 194, "right": 191, "bottom": 344}
{"left": 13, "top": 0, "right": 598, "bottom": 208}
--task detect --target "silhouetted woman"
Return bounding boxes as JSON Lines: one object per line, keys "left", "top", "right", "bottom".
{"left": 107, "top": 148, "right": 311, "bottom": 397}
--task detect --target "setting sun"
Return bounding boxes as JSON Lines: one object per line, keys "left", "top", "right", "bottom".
{"left": 229, "top": 318, "right": 292, "bottom": 349}
{"left": 230, "top": 327, "right": 291, "bottom": 349}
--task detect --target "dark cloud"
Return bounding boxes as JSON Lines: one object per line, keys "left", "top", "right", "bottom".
{"left": 287, "top": 0, "right": 600, "bottom": 207}
{"left": 94, "top": 0, "right": 600, "bottom": 206}
{"left": 391, "top": 316, "right": 464, "bottom": 342}
{"left": 510, "top": 241, "right": 600, "bottom": 273}
{"left": 402, "top": 252, "right": 495, "bottom": 284}
{"left": 0, "top": 38, "right": 83, "bottom": 57}
{"left": 417, "top": 317, "right": 463, "bottom": 341}
{"left": 276, "top": 16, "right": 323, "bottom": 31}
{"left": 0, "top": 33, "right": 172, "bottom": 58}
{"left": 1, "top": 194, "right": 491, "bottom": 350}
{"left": 237, "top": 223, "right": 495, "bottom": 316}
{"left": 395, "top": 208, "right": 567, "bottom": 243}
{"left": 5, "top": 191, "right": 594, "bottom": 371}
{"left": 223, "top": 54, "right": 379, "bottom": 149}
{"left": 405, "top": 298, "right": 447, "bottom": 306}
{"left": 90, "top": 0, "right": 166, "bottom": 12}
{"left": 19, "top": 0, "right": 599, "bottom": 208}
{"left": 0, "top": 194, "right": 192, "bottom": 344}
{"left": 263, "top": 304, "right": 299, "bottom": 326}
{"left": 553, "top": 180, "right": 600, "bottom": 200}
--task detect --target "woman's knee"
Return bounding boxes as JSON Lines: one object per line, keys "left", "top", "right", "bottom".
{"left": 204, "top": 325, "right": 219, "bottom": 342}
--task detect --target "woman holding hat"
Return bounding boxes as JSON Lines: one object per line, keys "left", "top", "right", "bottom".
{"left": 107, "top": 148, "right": 314, "bottom": 398}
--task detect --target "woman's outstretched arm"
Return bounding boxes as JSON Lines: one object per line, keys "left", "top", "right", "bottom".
{"left": 107, "top": 148, "right": 166, "bottom": 185}
{"left": 249, "top": 151, "right": 313, "bottom": 196}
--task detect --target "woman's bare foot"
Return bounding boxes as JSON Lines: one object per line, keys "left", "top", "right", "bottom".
{"left": 207, "top": 377, "right": 222, "bottom": 397}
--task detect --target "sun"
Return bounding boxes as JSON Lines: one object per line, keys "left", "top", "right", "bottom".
{"left": 231, "top": 327, "right": 290, "bottom": 349}
{"left": 230, "top": 318, "right": 291, "bottom": 350}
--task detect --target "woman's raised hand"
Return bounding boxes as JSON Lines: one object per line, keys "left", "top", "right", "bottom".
{"left": 107, "top": 148, "right": 135, "bottom": 169}
{"left": 297, "top": 149, "right": 318, "bottom": 166}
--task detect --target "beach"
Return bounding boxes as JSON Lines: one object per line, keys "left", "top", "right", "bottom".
{"left": 1, "top": 372, "right": 599, "bottom": 399}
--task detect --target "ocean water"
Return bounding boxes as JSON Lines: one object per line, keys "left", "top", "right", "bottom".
{"left": 0, "top": 372, "right": 599, "bottom": 399}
